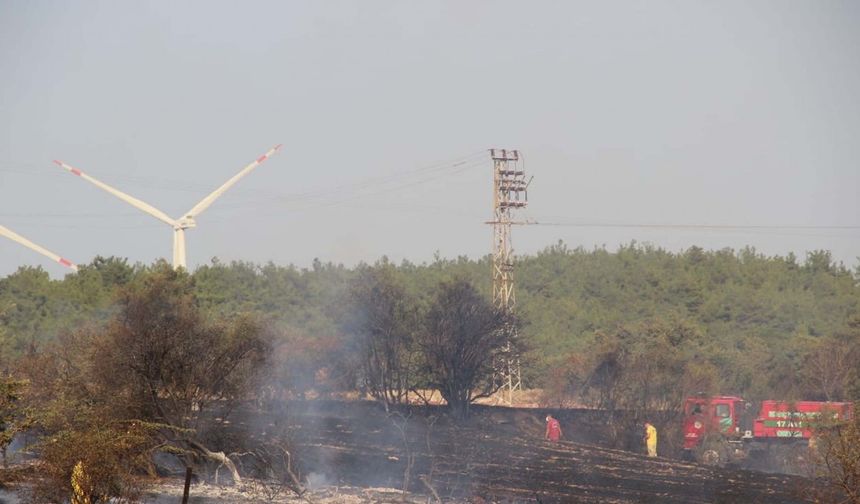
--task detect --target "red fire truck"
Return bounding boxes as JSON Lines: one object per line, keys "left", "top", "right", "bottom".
{"left": 682, "top": 396, "right": 853, "bottom": 469}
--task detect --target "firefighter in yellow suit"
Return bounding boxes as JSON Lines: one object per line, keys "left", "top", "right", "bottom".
{"left": 71, "top": 461, "right": 91, "bottom": 504}
{"left": 644, "top": 422, "right": 657, "bottom": 457}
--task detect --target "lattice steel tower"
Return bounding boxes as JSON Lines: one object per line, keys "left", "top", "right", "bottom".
{"left": 487, "top": 148, "right": 530, "bottom": 403}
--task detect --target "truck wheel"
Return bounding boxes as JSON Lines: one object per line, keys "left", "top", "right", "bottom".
{"left": 696, "top": 435, "right": 728, "bottom": 467}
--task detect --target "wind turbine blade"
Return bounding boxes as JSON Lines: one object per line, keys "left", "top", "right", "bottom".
{"left": 0, "top": 224, "right": 78, "bottom": 271}
{"left": 183, "top": 144, "right": 282, "bottom": 219}
{"left": 54, "top": 160, "right": 177, "bottom": 227}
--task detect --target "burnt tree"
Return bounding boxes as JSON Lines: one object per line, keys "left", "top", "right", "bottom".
{"left": 347, "top": 265, "right": 419, "bottom": 409}
{"left": 419, "top": 279, "right": 514, "bottom": 419}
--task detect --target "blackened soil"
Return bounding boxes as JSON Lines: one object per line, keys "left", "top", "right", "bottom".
{"left": 220, "top": 401, "right": 825, "bottom": 504}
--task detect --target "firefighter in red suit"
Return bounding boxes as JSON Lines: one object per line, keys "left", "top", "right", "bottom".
{"left": 545, "top": 414, "right": 563, "bottom": 442}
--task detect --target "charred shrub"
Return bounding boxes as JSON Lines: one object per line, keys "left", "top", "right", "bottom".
{"left": 19, "top": 263, "right": 271, "bottom": 497}
{"left": 809, "top": 405, "right": 860, "bottom": 504}
{"left": 0, "top": 376, "right": 29, "bottom": 466}
{"left": 538, "top": 353, "right": 587, "bottom": 409}
{"left": 33, "top": 422, "right": 158, "bottom": 504}
{"left": 88, "top": 265, "right": 269, "bottom": 482}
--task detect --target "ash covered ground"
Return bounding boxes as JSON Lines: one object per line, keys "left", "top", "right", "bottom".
{"left": 207, "top": 400, "right": 821, "bottom": 503}
{"left": 0, "top": 400, "right": 832, "bottom": 503}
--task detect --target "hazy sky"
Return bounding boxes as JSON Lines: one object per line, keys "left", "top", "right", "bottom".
{"left": 1, "top": 1, "right": 858, "bottom": 277}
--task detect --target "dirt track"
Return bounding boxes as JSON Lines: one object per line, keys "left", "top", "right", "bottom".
{"left": 223, "top": 401, "right": 824, "bottom": 503}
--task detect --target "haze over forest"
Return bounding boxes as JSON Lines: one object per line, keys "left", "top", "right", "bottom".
{"left": 3, "top": 245, "right": 858, "bottom": 403}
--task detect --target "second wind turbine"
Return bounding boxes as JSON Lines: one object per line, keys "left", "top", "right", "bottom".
{"left": 55, "top": 144, "right": 282, "bottom": 269}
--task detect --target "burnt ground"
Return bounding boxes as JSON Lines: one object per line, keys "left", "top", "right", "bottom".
{"left": 214, "top": 400, "right": 828, "bottom": 504}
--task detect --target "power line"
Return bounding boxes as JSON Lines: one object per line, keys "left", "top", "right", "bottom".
{"left": 532, "top": 221, "right": 860, "bottom": 230}
{"left": 1, "top": 151, "right": 488, "bottom": 222}
{"left": 1, "top": 149, "right": 488, "bottom": 202}
{"left": 213, "top": 156, "right": 489, "bottom": 213}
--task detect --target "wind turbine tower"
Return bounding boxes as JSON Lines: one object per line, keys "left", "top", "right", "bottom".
{"left": 54, "top": 145, "right": 282, "bottom": 269}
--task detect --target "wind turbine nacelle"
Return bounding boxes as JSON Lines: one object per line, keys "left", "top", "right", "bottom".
{"left": 57, "top": 144, "right": 282, "bottom": 269}
{"left": 176, "top": 217, "right": 197, "bottom": 229}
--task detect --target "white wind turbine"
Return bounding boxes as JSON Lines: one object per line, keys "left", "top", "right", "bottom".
{"left": 1, "top": 224, "right": 78, "bottom": 271}
{"left": 54, "top": 144, "right": 282, "bottom": 269}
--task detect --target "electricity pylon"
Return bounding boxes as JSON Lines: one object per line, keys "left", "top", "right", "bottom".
{"left": 487, "top": 148, "right": 531, "bottom": 405}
